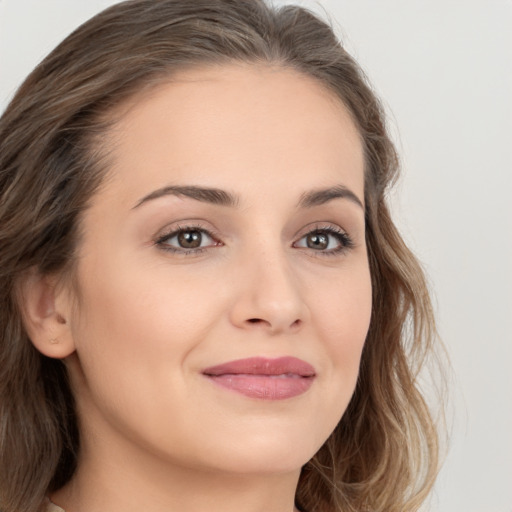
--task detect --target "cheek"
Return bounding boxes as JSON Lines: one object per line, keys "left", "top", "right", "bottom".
{"left": 295, "top": 261, "right": 371, "bottom": 448}
{"left": 68, "top": 250, "right": 240, "bottom": 422}
{"left": 67, "top": 262, "right": 225, "bottom": 437}
{"left": 72, "top": 265, "right": 221, "bottom": 366}
{"left": 312, "top": 262, "right": 372, "bottom": 377}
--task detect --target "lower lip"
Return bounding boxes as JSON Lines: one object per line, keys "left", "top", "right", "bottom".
{"left": 205, "top": 374, "right": 314, "bottom": 400}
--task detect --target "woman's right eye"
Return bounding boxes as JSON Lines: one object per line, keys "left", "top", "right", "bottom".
{"left": 156, "top": 227, "right": 220, "bottom": 253}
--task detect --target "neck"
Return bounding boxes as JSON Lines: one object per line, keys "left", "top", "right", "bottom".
{"left": 51, "top": 427, "right": 302, "bottom": 512}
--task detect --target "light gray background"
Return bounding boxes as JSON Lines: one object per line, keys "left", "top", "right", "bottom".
{"left": 1, "top": 1, "right": 511, "bottom": 511}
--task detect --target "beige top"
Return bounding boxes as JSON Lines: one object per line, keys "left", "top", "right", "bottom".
{"left": 45, "top": 498, "right": 65, "bottom": 512}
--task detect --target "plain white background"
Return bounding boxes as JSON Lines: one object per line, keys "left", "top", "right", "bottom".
{"left": 1, "top": 1, "right": 510, "bottom": 511}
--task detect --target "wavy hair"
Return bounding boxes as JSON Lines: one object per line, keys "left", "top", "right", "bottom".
{"left": 0, "top": 1, "right": 442, "bottom": 511}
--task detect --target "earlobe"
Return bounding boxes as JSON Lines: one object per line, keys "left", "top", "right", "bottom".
{"left": 17, "top": 268, "right": 76, "bottom": 359}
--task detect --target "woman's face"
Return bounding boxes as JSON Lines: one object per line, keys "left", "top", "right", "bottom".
{"left": 63, "top": 64, "right": 371, "bottom": 476}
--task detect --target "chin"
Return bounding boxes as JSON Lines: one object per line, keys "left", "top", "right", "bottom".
{"left": 182, "top": 424, "right": 330, "bottom": 476}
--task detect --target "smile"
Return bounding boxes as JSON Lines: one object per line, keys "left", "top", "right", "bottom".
{"left": 202, "top": 357, "right": 316, "bottom": 400}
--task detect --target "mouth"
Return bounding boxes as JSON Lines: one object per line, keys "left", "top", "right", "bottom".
{"left": 202, "top": 356, "right": 316, "bottom": 400}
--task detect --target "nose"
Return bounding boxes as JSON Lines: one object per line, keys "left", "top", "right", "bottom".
{"left": 228, "top": 248, "right": 308, "bottom": 335}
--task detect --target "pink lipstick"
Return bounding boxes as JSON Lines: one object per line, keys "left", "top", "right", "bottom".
{"left": 202, "top": 357, "right": 316, "bottom": 400}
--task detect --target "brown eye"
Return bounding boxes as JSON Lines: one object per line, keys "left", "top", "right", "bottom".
{"left": 293, "top": 227, "right": 353, "bottom": 255}
{"left": 306, "top": 232, "right": 329, "bottom": 250}
{"left": 177, "top": 230, "right": 202, "bottom": 248}
{"left": 157, "top": 227, "right": 218, "bottom": 253}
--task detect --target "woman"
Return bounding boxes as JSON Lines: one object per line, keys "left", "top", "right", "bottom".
{"left": 0, "top": 1, "right": 442, "bottom": 511}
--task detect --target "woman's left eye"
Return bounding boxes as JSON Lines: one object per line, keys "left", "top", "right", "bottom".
{"left": 156, "top": 227, "right": 219, "bottom": 253}
{"left": 293, "top": 228, "right": 353, "bottom": 254}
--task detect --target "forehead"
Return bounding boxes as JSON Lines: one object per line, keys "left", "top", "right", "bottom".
{"left": 99, "top": 63, "right": 365, "bottom": 207}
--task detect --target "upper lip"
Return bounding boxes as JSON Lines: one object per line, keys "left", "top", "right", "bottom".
{"left": 202, "top": 356, "right": 316, "bottom": 377}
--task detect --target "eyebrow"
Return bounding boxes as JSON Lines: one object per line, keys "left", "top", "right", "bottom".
{"left": 132, "top": 184, "right": 363, "bottom": 210}
{"left": 298, "top": 185, "right": 364, "bottom": 209}
{"left": 132, "top": 185, "right": 238, "bottom": 209}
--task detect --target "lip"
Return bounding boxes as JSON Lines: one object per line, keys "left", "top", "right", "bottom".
{"left": 202, "top": 357, "right": 316, "bottom": 400}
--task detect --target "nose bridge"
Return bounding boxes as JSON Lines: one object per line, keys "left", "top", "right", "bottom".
{"left": 230, "top": 238, "right": 307, "bottom": 334}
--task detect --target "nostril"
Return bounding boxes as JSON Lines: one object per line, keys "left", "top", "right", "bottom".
{"left": 245, "top": 317, "right": 302, "bottom": 331}
{"left": 291, "top": 319, "right": 301, "bottom": 329}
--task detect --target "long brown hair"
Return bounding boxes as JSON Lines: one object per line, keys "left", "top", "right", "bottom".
{"left": 0, "top": 1, "right": 442, "bottom": 511}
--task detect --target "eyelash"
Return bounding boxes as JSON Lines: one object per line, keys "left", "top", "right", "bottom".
{"left": 154, "top": 224, "right": 354, "bottom": 257}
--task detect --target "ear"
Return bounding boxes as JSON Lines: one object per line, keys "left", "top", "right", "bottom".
{"left": 17, "top": 268, "right": 76, "bottom": 359}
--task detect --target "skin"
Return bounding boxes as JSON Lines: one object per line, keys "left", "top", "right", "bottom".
{"left": 25, "top": 64, "right": 371, "bottom": 512}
